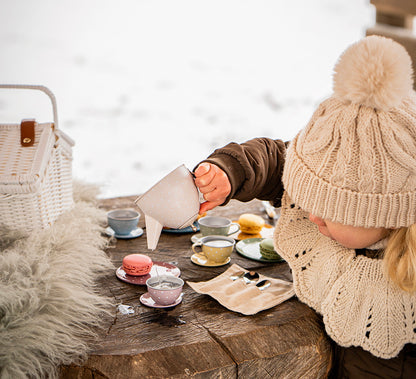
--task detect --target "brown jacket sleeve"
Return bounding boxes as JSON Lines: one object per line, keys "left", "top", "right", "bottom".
{"left": 199, "top": 137, "right": 288, "bottom": 208}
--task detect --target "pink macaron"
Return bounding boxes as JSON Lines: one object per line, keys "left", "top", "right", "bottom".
{"left": 122, "top": 254, "right": 153, "bottom": 276}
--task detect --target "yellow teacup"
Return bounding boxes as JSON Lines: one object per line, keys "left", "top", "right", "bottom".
{"left": 192, "top": 236, "right": 235, "bottom": 263}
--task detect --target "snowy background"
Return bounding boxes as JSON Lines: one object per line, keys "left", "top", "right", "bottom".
{"left": 0, "top": 0, "right": 375, "bottom": 198}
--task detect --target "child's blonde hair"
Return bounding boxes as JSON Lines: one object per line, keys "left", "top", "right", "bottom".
{"left": 384, "top": 226, "right": 416, "bottom": 292}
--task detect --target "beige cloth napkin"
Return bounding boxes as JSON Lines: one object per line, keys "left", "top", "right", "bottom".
{"left": 187, "top": 264, "right": 295, "bottom": 315}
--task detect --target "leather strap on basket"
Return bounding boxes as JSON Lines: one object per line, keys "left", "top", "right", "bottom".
{"left": 20, "top": 119, "right": 36, "bottom": 147}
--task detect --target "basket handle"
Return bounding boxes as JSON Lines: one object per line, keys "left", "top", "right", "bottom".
{"left": 0, "top": 84, "right": 59, "bottom": 129}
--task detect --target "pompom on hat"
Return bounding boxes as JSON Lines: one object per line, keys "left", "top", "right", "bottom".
{"left": 333, "top": 36, "right": 413, "bottom": 111}
{"left": 282, "top": 35, "right": 416, "bottom": 229}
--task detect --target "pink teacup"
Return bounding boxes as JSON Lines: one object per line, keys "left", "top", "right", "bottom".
{"left": 146, "top": 275, "right": 184, "bottom": 306}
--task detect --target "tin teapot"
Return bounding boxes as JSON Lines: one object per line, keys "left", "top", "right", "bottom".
{"left": 135, "top": 165, "right": 200, "bottom": 250}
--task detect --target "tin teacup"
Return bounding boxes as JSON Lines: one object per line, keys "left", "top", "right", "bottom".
{"left": 198, "top": 216, "right": 240, "bottom": 237}
{"left": 107, "top": 209, "right": 140, "bottom": 235}
{"left": 192, "top": 235, "right": 235, "bottom": 263}
{"left": 146, "top": 275, "right": 184, "bottom": 306}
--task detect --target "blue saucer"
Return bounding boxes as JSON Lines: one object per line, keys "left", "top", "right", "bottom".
{"left": 162, "top": 221, "right": 199, "bottom": 234}
{"left": 105, "top": 226, "right": 144, "bottom": 239}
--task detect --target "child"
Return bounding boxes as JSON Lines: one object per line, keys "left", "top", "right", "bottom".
{"left": 194, "top": 36, "right": 416, "bottom": 378}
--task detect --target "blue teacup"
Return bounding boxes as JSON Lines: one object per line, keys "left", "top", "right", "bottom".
{"left": 107, "top": 209, "right": 140, "bottom": 235}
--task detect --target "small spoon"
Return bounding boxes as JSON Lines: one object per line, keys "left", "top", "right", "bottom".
{"left": 243, "top": 271, "right": 259, "bottom": 284}
{"left": 230, "top": 271, "right": 245, "bottom": 281}
{"left": 256, "top": 279, "right": 271, "bottom": 291}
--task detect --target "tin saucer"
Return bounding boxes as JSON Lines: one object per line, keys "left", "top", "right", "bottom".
{"left": 140, "top": 292, "right": 183, "bottom": 308}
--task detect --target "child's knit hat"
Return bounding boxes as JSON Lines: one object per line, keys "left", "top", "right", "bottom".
{"left": 282, "top": 35, "right": 416, "bottom": 228}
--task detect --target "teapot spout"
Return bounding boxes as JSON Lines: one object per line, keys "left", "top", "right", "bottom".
{"left": 145, "top": 214, "right": 163, "bottom": 250}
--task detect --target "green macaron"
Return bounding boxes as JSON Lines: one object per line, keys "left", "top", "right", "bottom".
{"left": 259, "top": 238, "right": 281, "bottom": 260}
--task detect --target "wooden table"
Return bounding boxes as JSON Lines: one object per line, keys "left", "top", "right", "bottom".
{"left": 61, "top": 197, "right": 332, "bottom": 378}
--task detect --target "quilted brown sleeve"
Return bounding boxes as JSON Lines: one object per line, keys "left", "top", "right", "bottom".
{"left": 199, "top": 138, "right": 288, "bottom": 208}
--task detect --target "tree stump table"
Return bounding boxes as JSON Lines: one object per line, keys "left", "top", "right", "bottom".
{"left": 60, "top": 197, "right": 332, "bottom": 378}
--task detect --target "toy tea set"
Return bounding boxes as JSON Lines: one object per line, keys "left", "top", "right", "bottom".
{"left": 108, "top": 164, "right": 279, "bottom": 309}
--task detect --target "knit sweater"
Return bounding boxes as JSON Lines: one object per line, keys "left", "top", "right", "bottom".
{"left": 275, "top": 191, "right": 416, "bottom": 359}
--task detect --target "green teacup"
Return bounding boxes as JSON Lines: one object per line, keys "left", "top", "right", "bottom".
{"left": 192, "top": 235, "right": 235, "bottom": 263}
{"left": 198, "top": 216, "right": 240, "bottom": 237}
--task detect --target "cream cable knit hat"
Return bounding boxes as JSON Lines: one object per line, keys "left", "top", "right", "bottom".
{"left": 282, "top": 35, "right": 416, "bottom": 228}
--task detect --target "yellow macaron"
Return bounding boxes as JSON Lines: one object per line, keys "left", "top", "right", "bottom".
{"left": 238, "top": 213, "right": 265, "bottom": 234}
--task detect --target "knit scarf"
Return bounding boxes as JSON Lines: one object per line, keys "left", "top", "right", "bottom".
{"left": 274, "top": 192, "right": 416, "bottom": 359}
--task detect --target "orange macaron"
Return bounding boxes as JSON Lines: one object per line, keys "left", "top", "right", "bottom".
{"left": 122, "top": 254, "right": 153, "bottom": 276}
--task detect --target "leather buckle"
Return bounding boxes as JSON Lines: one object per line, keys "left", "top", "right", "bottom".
{"left": 20, "top": 119, "right": 36, "bottom": 147}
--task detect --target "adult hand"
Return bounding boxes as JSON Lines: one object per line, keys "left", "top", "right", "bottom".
{"left": 194, "top": 163, "right": 231, "bottom": 214}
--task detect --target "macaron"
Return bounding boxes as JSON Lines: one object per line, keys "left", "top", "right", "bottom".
{"left": 259, "top": 238, "right": 281, "bottom": 260}
{"left": 122, "top": 254, "right": 153, "bottom": 276}
{"left": 238, "top": 213, "right": 265, "bottom": 234}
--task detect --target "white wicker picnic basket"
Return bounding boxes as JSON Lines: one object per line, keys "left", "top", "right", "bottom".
{"left": 0, "top": 84, "right": 75, "bottom": 231}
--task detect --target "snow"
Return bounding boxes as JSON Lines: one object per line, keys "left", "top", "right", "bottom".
{"left": 0, "top": 0, "right": 374, "bottom": 198}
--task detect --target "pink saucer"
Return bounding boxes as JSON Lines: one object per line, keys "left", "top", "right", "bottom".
{"left": 140, "top": 292, "right": 183, "bottom": 308}
{"left": 116, "top": 261, "right": 181, "bottom": 285}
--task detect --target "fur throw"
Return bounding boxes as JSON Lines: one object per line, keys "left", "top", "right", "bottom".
{"left": 0, "top": 181, "right": 115, "bottom": 379}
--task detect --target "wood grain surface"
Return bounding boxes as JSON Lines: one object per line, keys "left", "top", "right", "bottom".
{"left": 60, "top": 197, "right": 332, "bottom": 378}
